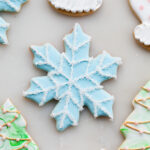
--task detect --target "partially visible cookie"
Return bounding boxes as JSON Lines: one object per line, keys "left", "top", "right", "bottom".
{"left": 120, "top": 81, "right": 150, "bottom": 150}
{"left": 0, "top": 0, "right": 28, "bottom": 12}
{"left": 129, "top": 0, "right": 150, "bottom": 49}
{"left": 0, "top": 0, "right": 28, "bottom": 45}
{"left": 48, "top": 0, "right": 103, "bottom": 16}
{"left": 0, "top": 17, "right": 9, "bottom": 45}
{"left": 0, "top": 99, "right": 39, "bottom": 150}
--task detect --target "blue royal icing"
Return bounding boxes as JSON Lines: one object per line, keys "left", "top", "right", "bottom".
{"left": 0, "top": 17, "right": 9, "bottom": 44}
{"left": 0, "top": 0, "right": 28, "bottom": 12}
{"left": 24, "top": 23, "right": 122, "bottom": 131}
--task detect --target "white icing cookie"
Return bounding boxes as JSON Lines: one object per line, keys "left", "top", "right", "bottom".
{"left": 129, "top": 0, "right": 150, "bottom": 48}
{"left": 49, "top": 0, "right": 102, "bottom": 16}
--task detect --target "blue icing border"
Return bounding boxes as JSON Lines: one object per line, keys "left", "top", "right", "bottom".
{"left": 24, "top": 23, "right": 122, "bottom": 131}
{"left": 0, "top": 17, "right": 9, "bottom": 44}
{"left": 0, "top": 0, "right": 28, "bottom": 12}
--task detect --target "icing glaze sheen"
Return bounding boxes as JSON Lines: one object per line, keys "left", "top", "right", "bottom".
{"left": 0, "top": 17, "right": 9, "bottom": 44}
{"left": 0, "top": 0, "right": 28, "bottom": 12}
{"left": 24, "top": 23, "right": 122, "bottom": 131}
{"left": 129, "top": 0, "right": 150, "bottom": 46}
{"left": 49, "top": 0, "right": 102, "bottom": 13}
{"left": 0, "top": 99, "right": 39, "bottom": 150}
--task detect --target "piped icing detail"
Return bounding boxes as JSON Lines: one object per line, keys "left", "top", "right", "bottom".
{"left": 24, "top": 23, "right": 122, "bottom": 131}
{"left": 120, "top": 80, "right": 150, "bottom": 150}
{"left": 129, "top": 0, "right": 150, "bottom": 46}
{"left": 49, "top": 0, "right": 102, "bottom": 13}
{"left": 0, "top": 17, "right": 9, "bottom": 45}
{"left": 0, "top": 0, "right": 28, "bottom": 12}
{"left": 0, "top": 99, "right": 39, "bottom": 150}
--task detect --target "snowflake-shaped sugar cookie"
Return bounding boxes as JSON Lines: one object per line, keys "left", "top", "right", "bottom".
{"left": 24, "top": 23, "right": 122, "bottom": 131}
{"left": 0, "top": 17, "right": 9, "bottom": 44}
{"left": 0, "top": 0, "right": 28, "bottom": 12}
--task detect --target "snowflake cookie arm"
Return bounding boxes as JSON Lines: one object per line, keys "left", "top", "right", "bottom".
{"left": 51, "top": 94, "right": 80, "bottom": 131}
{"left": 24, "top": 76, "right": 57, "bottom": 106}
{"left": 63, "top": 23, "right": 91, "bottom": 63}
{"left": 0, "top": 0, "right": 28, "bottom": 12}
{"left": 30, "top": 44, "right": 61, "bottom": 73}
{"left": 86, "top": 51, "right": 122, "bottom": 85}
{"left": 83, "top": 87, "right": 114, "bottom": 119}
{"left": 0, "top": 17, "right": 9, "bottom": 45}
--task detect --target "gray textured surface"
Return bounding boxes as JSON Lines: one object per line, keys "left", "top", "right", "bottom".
{"left": 0, "top": 0, "right": 149, "bottom": 149}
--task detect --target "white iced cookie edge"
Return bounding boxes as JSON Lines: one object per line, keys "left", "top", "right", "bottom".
{"left": 49, "top": 0, "right": 102, "bottom": 13}
{"left": 134, "top": 23, "right": 150, "bottom": 46}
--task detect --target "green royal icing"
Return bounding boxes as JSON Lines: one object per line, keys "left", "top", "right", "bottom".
{"left": 0, "top": 99, "right": 39, "bottom": 150}
{"left": 120, "top": 80, "right": 150, "bottom": 150}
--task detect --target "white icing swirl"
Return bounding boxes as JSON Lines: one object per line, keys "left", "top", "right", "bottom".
{"left": 49, "top": 0, "right": 102, "bottom": 13}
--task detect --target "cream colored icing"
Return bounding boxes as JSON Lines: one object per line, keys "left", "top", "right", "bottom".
{"left": 129, "top": 0, "right": 150, "bottom": 46}
{"left": 49, "top": 0, "right": 102, "bottom": 13}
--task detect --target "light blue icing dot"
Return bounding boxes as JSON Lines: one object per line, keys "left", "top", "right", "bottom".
{"left": 24, "top": 23, "right": 122, "bottom": 131}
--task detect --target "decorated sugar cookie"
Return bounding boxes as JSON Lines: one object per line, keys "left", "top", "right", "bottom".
{"left": 0, "top": 99, "right": 39, "bottom": 150}
{"left": 120, "top": 81, "right": 150, "bottom": 150}
{"left": 0, "top": 0, "right": 28, "bottom": 44}
{"left": 0, "top": 0, "right": 28, "bottom": 12}
{"left": 24, "top": 23, "right": 122, "bottom": 131}
{"left": 48, "top": 0, "right": 102, "bottom": 16}
{"left": 0, "top": 17, "right": 9, "bottom": 45}
{"left": 129, "top": 0, "right": 150, "bottom": 49}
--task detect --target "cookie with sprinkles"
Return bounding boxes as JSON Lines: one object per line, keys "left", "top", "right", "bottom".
{"left": 48, "top": 0, "right": 103, "bottom": 16}
{"left": 120, "top": 80, "right": 150, "bottom": 150}
{"left": 0, "top": 99, "right": 39, "bottom": 150}
{"left": 129, "top": 0, "right": 150, "bottom": 49}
